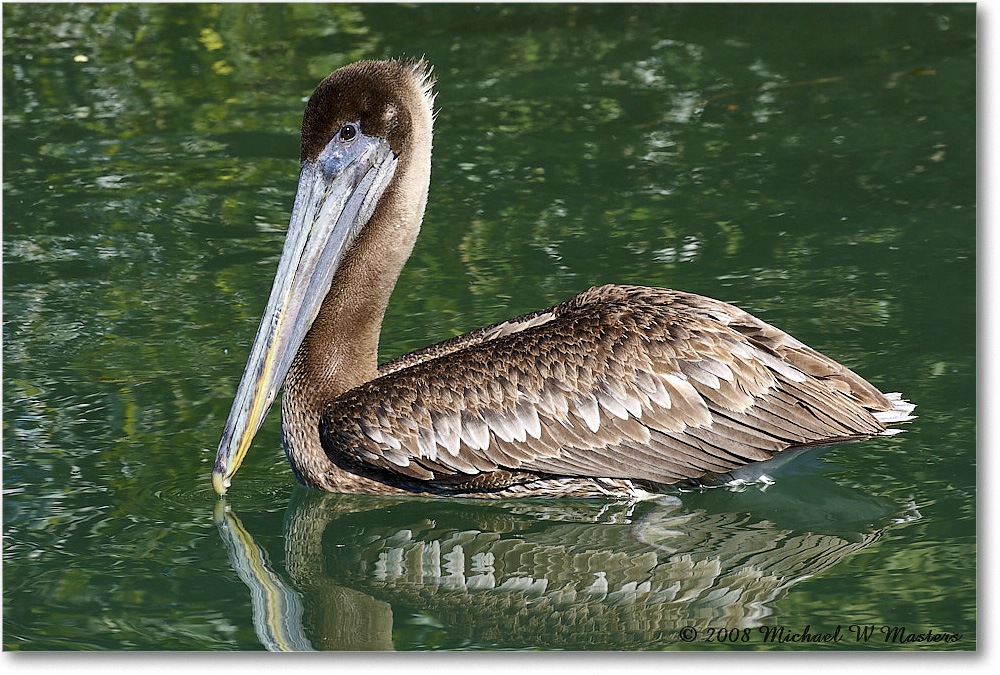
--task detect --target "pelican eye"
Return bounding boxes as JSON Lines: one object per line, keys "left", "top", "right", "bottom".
{"left": 338, "top": 123, "right": 358, "bottom": 142}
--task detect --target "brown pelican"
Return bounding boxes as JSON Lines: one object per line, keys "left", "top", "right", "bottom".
{"left": 212, "top": 58, "right": 914, "bottom": 498}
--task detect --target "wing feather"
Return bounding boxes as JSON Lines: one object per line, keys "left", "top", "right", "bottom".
{"left": 318, "top": 285, "right": 908, "bottom": 491}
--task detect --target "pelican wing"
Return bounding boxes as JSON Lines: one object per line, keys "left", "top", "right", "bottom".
{"left": 319, "top": 285, "right": 907, "bottom": 490}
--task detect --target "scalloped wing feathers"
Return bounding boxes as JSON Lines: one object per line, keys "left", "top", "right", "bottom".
{"left": 318, "top": 285, "right": 902, "bottom": 490}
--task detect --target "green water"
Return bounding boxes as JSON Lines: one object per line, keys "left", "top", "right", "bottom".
{"left": 3, "top": 3, "right": 975, "bottom": 651}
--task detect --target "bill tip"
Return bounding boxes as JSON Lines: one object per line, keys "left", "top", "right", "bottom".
{"left": 212, "top": 470, "right": 230, "bottom": 496}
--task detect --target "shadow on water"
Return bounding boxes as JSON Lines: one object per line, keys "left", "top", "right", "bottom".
{"left": 215, "top": 466, "right": 920, "bottom": 651}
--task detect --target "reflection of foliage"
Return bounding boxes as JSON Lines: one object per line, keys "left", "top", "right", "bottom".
{"left": 3, "top": 3, "right": 377, "bottom": 132}
{"left": 2, "top": 3, "right": 975, "bottom": 650}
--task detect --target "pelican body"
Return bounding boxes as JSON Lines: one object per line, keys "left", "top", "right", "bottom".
{"left": 212, "top": 59, "right": 913, "bottom": 498}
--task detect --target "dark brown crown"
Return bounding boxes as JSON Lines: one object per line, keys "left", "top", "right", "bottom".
{"left": 300, "top": 58, "right": 434, "bottom": 162}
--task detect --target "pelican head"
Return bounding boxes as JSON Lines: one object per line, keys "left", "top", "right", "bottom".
{"left": 213, "top": 59, "right": 435, "bottom": 495}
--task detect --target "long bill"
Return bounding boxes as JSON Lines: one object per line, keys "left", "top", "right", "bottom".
{"left": 212, "top": 134, "right": 397, "bottom": 495}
